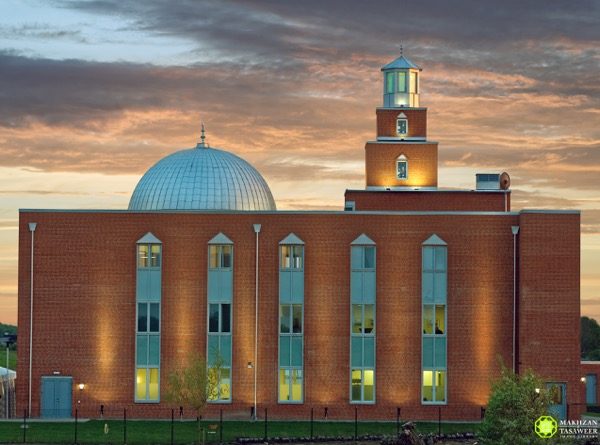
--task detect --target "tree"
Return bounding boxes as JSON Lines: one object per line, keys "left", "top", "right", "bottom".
{"left": 165, "top": 354, "right": 222, "bottom": 444}
{"left": 581, "top": 316, "right": 600, "bottom": 359}
{"left": 479, "top": 365, "right": 552, "bottom": 445}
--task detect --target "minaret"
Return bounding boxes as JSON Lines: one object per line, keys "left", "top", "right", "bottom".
{"left": 364, "top": 54, "right": 438, "bottom": 189}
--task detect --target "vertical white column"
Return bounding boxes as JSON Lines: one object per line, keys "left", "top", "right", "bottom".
{"left": 28, "top": 222, "right": 37, "bottom": 417}
{"left": 253, "top": 224, "right": 261, "bottom": 420}
{"left": 511, "top": 225, "right": 520, "bottom": 373}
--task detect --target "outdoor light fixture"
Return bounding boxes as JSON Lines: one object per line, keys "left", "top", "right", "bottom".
{"left": 535, "top": 388, "right": 541, "bottom": 394}
{"left": 78, "top": 383, "right": 85, "bottom": 390}
{"left": 581, "top": 377, "right": 587, "bottom": 383}
{"left": 247, "top": 361, "right": 254, "bottom": 369}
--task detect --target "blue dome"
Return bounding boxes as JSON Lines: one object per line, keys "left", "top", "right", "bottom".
{"left": 128, "top": 146, "right": 277, "bottom": 211}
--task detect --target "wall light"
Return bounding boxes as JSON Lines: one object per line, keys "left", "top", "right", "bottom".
{"left": 247, "top": 362, "right": 254, "bottom": 369}
{"left": 535, "top": 388, "right": 540, "bottom": 394}
{"left": 78, "top": 383, "right": 85, "bottom": 391}
{"left": 581, "top": 377, "right": 587, "bottom": 383}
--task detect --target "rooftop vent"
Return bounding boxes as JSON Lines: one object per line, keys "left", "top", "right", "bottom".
{"left": 476, "top": 172, "right": 510, "bottom": 190}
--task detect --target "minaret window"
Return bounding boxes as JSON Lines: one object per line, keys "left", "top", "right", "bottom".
{"left": 397, "top": 118, "right": 408, "bottom": 136}
{"left": 397, "top": 154, "right": 408, "bottom": 180}
{"left": 397, "top": 72, "right": 407, "bottom": 93}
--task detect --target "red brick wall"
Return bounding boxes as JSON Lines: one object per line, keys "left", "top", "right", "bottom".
{"left": 518, "top": 211, "right": 584, "bottom": 418}
{"left": 17, "top": 210, "right": 579, "bottom": 421}
{"left": 581, "top": 362, "right": 600, "bottom": 406}
{"left": 365, "top": 142, "right": 438, "bottom": 188}
{"left": 345, "top": 190, "right": 510, "bottom": 212}
{"left": 376, "top": 109, "right": 427, "bottom": 138}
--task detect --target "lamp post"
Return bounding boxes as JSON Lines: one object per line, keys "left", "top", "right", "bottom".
{"left": 511, "top": 225, "right": 519, "bottom": 374}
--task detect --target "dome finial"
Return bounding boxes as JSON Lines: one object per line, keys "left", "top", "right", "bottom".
{"left": 197, "top": 122, "right": 207, "bottom": 148}
{"left": 400, "top": 42, "right": 403, "bottom": 57}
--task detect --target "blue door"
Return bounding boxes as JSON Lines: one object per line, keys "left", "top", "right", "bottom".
{"left": 41, "top": 377, "right": 72, "bottom": 418}
{"left": 547, "top": 383, "right": 567, "bottom": 420}
{"left": 587, "top": 374, "right": 597, "bottom": 405}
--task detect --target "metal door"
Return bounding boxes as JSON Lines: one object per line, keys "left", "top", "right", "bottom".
{"left": 41, "top": 376, "right": 72, "bottom": 418}
{"left": 587, "top": 374, "right": 597, "bottom": 405}
{"left": 547, "top": 382, "right": 567, "bottom": 420}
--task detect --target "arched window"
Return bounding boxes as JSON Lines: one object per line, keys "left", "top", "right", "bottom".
{"left": 397, "top": 112, "right": 408, "bottom": 137}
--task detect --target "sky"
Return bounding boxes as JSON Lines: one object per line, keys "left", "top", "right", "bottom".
{"left": 0, "top": 0, "right": 599, "bottom": 325}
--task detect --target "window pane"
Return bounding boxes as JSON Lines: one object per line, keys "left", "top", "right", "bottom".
{"left": 291, "top": 369, "right": 303, "bottom": 401}
{"left": 397, "top": 72, "right": 406, "bottom": 92}
{"left": 209, "top": 304, "right": 219, "bottom": 333}
{"left": 351, "top": 369, "right": 362, "bottom": 401}
{"left": 363, "top": 337, "right": 375, "bottom": 367}
{"left": 292, "top": 305, "right": 302, "bottom": 333}
{"left": 364, "top": 247, "right": 375, "bottom": 269}
{"left": 280, "top": 305, "right": 291, "bottom": 333}
{"left": 149, "top": 303, "right": 160, "bottom": 332}
{"left": 220, "top": 335, "right": 232, "bottom": 366}
{"left": 150, "top": 245, "right": 161, "bottom": 267}
{"left": 138, "top": 303, "right": 147, "bottom": 332}
{"left": 149, "top": 368, "right": 159, "bottom": 400}
{"left": 351, "top": 337, "right": 362, "bottom": 367}
{"left": 293, "top": 246, "right": 303, "bottom": 269}
{"left": 410, "top": 71, "right": 417, "bottom": 93}
{"left": 423, "top": 337, "right": 434, "bottom": 368}
{"left": 220, "top": 368, "right": 231, "bottom": 400}
{"left": 435, "top": 371, "right": 446, "bottom": 402}
{"left": 434, "top": 273, "right": 447, "bottom": 303}
{"left": 281, "top": 246, "right": 291, "bottom": 269}
{"left": 208, "top": 368, "right": 219, "bottom": 401}
{"left": 136, "top": 368, "right": 147, "bottom": 399}
{"left": 397, "top": 119, "right": 407, "bottom": 135}
{"left": 435, "top": 305, "right": 445, "bottom": 334}
{"left": 136, "top": 334, "right": 148, "bottom": 366}
{"left": 364, "top": 369, "right": 374, "bottom": 401}
{"left": 364, "top": 304, "right": 374, "bottom": 334}
{"left": 291, "top": 337, "right": 302, "bottom": 367}
{"left": 279, "top": 369, "right": 290, "bottom": 401}
{"left": 209, "top": 246, "right": 219, "bottom": 269}
{"left": 138, "top": 245, "right": 148, "bottom": 268}
{"left": 148, "top": 335, "right": 160, "bottom": 366}
{"left": 422, "top": 272, "right": 434, "bottom": 303}
{"left": 423, "top": 305, "right": 433, "bottom": 334}
{"left": 221, "top": 304, "right": 231, "bottom": 333}
{"left": 280, "top": 336, "right": 290, "bottom": 367}
{"left": 435, "top": 337, "right": 447, "bottom": 368}
{"left": 422, "top": 371, "right": 433, "bottom": 402}
{"left": 221, "top": 245, "right": 232, "bottom": 268}
{"left": 352, "top": 305, "right": 362, "bottom": 334}
{"left": 435, "top": 247, "right": 447, "bottom": 271}
{"left": 386, "top": 72, "right": 394, "bottom": 93}
{"left": 397, "top": 160, "right": 408, "bottom": 179}
{"left": 351, "top": 246, "right": 363, "bottom": 270}
{"left": 423, "top": 247, "right": 434, "bottom": 271}
{"left": 207, "top": 335, "right": 218, "bottom": 366}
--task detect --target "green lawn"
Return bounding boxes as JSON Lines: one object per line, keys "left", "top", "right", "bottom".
{"left": 0, "top": 419, "right": 480, "bottom": 444}
{"left": 3, "top": 349, "right": 17, "bottom": 370}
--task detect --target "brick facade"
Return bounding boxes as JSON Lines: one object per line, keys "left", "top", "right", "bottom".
{"left": 376, "top": 108, "right": 427, "bottom": 139}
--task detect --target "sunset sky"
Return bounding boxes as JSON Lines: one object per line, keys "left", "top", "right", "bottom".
{"left": 1, "top": 0, "right": 599, "bottom": 325}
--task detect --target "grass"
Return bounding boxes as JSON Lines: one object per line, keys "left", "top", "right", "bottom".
{"left": 3, "top": 349, "right": 17, "bottom": 370}
{"left": 0, "top": 419, "right": 481, "bottom": 444}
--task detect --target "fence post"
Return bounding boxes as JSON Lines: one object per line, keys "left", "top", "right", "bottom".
{"left": 396, "top": 407, "right": 400, "bottom": 438}
{"left": 310, "top": 407, "right": 314, "bottom": 440}
{"left": 171, "top": 408, "right": 174, "bottom": 445}
{"left": 264, "top": 408, "right": 268, "bottom": 442}
{"left": 22, "top": 409, "right": 27, "bottom": 443}
{"left": 124, "top": 408, "right": 127, "bottom": 445}
{"left": 437, "top": 406, "right": 441, "bottom": 435}
{"left": 354, "top": 406, "right": 358, "bottom": 441}
{"left": 75, "top": 408, "right": 78, "bottom": 445}
{"left": 219, "top": 409, "right": 223, "bottom": 444}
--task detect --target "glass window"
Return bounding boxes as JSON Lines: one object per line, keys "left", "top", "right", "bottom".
{"left": 364, "top": 304, "right": 374, "bottom": 334}
{"left": 423, "top": 305, "right": 433, "bottom": 334}
{"left": 386, "top": 72, "right": 394, "bottom": 93}
{"left": 150, "top": 245, "right": 161, "bottom": 267}
{"left": 149, "top": 303, "right": 160, "bottom": 332}
{"left": 364, "top": 247, "right": 375, "bottom": 269}
{"left": 220, "top": 368, "right": 231, "bottom": 400}
{"left": 351, "top": 370, "right": 362, "bottom": 401}
{"left": 138, "top": 245, "right": 149, "bottom": 268}
{"left": 435, "top": 305, "right": 445, "bottom": 334}
{"left": 280, "top": 305, "right": 291, "bottom": 333}
{"left": 279, "top": 369, "right": 291, "bottom": 401}
{"left": 422, "top": 370, "right": 433, "bottom": 402}
{"left": 280, "top": 336, "right": 291, "bottom": 366}
{"left": 136, "top": 368, "right": 147, "bottom": 400}
{"left": 148, "top": 335, "right": 160, "bottom": 366}
{"left": 292, "top": 305, "right": 302, "bottom": 333}
{"left": 281, "top": 246, "right": 291, "bottom": 269}
{"left": 397, "top": 72, "right": 407, "bottom": 93}
{"left": 136, "top": 335, "right": 148, "bottom": 365}
{"left": 209, "top": 304, "right": 219, "bottom": 333}
{"left": 291, "top": 369, "right": 303, "bottom": 401}
{"left": 281, "top": 245, "right": 304, "bottom": 270}
{"left": 209, "top": 245, "right": 232, "bottom": 269}
{"left": 363, "top": 369, "right": 374, "bottom": 401}
{"left": 148, "top": 368, "right": 159, "bottom": 400}
{"left": 435, "top": 371, "right": 446, "bottom": 402}
{"left": 410, "top": 71, "right": 418, "bottom": 93}
{"left": 222, "top": 245, "right": 232, "bottom": 268}
{"left": 397, "top": 160, "right": 408, "bottom": 179}
{"left": 397, "top": 118, "right": 408, "bottom": 135}
{"left": 352, "top": 305, "right": 362, "bottom": 334}
{"left": 221, "top": 304, "right": 231, "bottom": 333}
{"left": 138, "top": 303, "right": 147, "bottom": 332}
{"left": 209, "top": 246, "right": 219, "bottom": 269}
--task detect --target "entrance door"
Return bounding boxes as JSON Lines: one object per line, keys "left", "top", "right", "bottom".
{"left": 547, "top": 382, "right": 567, "bottom": 420}
{"left": 587, "top": 374, "right": 597, "bottom": 405}
{"left": 41, "top": 377, "right": 72, "bottom": 418}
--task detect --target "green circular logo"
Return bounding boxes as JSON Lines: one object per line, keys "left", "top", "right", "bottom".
{"left": 535, "top": 415, "right": 558, "bottom": 438}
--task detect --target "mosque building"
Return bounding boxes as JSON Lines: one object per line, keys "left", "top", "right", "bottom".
{"left": 17, "top": 54, "right": 584, "bottom": 421}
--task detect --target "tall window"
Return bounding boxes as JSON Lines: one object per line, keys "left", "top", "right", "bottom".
{"left": 397, "top": 71, "right": 407, "bottom": 93}
{"left": 410, "top": 71, "right": 418, "bottom": 93}
{"left": 279, "top": 233, "right": 304, "bottom": 403}
{"left": 422, "top": 235, "right": 447, "bottom": 404}
{"left": 207, "top": 233, "right": 234, "bottom": 403}
{"left": 350, "top": 235, "right": 376, "bottom": 403}
{"left": 135, "top": 233, "right": 162, "bottom": 403}
{"left": 397, "top": 154, "right": 408, "bottom": 180}
{"left": 386, "top": 72, "right": 394, "bottom": 94}
{"left": 397, "top": 118, "right": 408, "bottom": 136}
